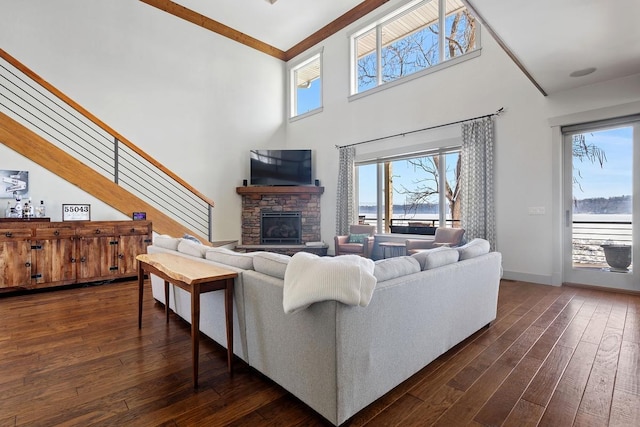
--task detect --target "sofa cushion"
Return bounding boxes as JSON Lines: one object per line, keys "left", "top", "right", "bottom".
{"left": 253, "top": 252, "right": 291, "bottom": 279}
{"left": 177, "top": 239, "right": 207, "bottom": 258}
{"left": 373, "top": 256, "right": 420, "bottom": 282}
{"left": 154, "top": 235, "right": 181, "bottom": 251}
{"left": 457, "top": 238, "right": 490, "bottom": 260}
{"left": 411, "top": 246, "right": 459, "bottom": 270}
{"left": 348, "top": 233, "right": 369, "bottom": 244}
{"left": 338, "top": 243, "right": 369, "bottom": 254}
{"left": 205, "top": 247, "right": 255, "bottom": 270}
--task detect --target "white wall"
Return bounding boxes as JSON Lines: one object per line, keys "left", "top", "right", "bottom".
{"left": 0, "top": 149, "right": 128, "bottom": 222}
{"left": 2, "top": 0, "right": 640, "bottom": 286}
{"left": 284, "top": 1, "right": 640, "bottom": 286}
{"left": 0, "top": 0, "right": 285, "bottom": 240}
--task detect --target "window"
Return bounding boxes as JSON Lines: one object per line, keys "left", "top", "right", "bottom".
{"left": 350, "top": 0, "right": 479, "bottom": 95}
{"left": 357, "top": 149, "right": 461, "bottom": 232}
{"left": 289, "top": 50, "right": 323, "bottom": 119}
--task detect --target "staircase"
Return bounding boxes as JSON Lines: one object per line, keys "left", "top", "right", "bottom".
{"left": 0, "top": 48, "right": 215, "bottom": 242}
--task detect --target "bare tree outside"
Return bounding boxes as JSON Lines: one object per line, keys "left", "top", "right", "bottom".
{"left": 357, "top": 9, "right": 477, "bottom": 91}
{"left": 396, "top": 155, "right": 461, "bottom": 222}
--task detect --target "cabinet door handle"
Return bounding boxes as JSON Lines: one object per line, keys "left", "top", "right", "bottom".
{"left": 5, "top": 232, "right": 12, "bottom": 238}
{"left": 130, "top": 228, "right": 135, "bottom": 233}
{"left": 71, "top": 258, "right": 76, "bottom": 263}
{"left": 118, "top": 253, "right": 124, "bottom": 259}
{"left": 25, "top": 262, "right": 31, "bottom": 267}
{"left": 95, "top": 229, "right": 101, "bottom": 234}
{"left": 80, "top": 257, "right": 86, "bottom": 263}
{"left": 54, "top": 230, "right": 60, "bottom": 236}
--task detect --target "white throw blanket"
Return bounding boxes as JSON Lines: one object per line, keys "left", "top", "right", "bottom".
{"left": 283, "top": 252, "right": 377, "bottom": 314}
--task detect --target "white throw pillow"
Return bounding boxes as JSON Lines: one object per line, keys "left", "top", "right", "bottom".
{"left": 253, "top": 252, "right": 291, "bottom": 279}
{"left": 177, "top": 239, "right": 207, "bottom": 258}
{"left": 373, "top": 256, "right": 420, "bottom": 282}
{"left": 411, "top": 246, "right": 459, "bottom": 270}
{"left": 153, "top": 235, "right": 181, "bottom": 251}
{"left": 205, "top": 247, "right": 255, "bottom": 270}
{"left": 457, "top": 238, "right": 490, "bottom": 260}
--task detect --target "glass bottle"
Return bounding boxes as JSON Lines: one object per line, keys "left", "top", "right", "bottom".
{"left": 36, "top": 200, "right": 46, "bottom": 218}
{"left": 27, "top": 198, "right": 35, "bottom": 218}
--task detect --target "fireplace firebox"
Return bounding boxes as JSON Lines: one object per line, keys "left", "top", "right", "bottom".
{"left": 261, "top": 211, "right": 302, "bottom": 244}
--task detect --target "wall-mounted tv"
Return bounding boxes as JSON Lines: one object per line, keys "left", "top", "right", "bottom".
{"left": 250, "top": 149, "right": 312, "bottom": 186}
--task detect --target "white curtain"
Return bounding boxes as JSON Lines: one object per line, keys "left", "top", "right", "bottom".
{"left": 460, "top": 116, "right": 496, "bottom": 250}
{"left": 335, "top": 146, "right": 356, "bottom": 235}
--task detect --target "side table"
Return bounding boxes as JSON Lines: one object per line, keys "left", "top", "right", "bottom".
{"left": 379, "top": 241, "right": 407, "bottom": 258}
{"left": 137, "top": 252, "right": 238, "bottom": 388}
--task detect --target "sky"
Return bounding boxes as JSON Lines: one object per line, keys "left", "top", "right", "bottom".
{"left": 572, "top": 126, "right": 632, "bottom": 200}
{"left": 296, "top": 80, "right": 321, "bottom": 116}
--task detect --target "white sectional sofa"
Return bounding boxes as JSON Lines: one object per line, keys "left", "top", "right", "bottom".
{"left": 147, "top": 236, "right": 502, "bottom": 426}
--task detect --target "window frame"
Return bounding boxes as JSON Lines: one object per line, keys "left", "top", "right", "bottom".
{"left": 288, "top": 47, "right": 324, "bottom": 121}
{"left": 348, "top": 0, "right": 481, "bottom": 99}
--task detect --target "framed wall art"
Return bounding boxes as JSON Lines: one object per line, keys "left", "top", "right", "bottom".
{"left": 62, "top": 204, "right": 91, "bottom": 221}
{"left": 0, "top": 170, "right": 28, "bottom": 199}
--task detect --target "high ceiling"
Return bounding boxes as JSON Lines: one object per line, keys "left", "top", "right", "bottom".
{"left": 168, "top": 0, "right": 640, "bottom": 95}
{"left": 171, "top": 0, "right": 364, "bottom": 52}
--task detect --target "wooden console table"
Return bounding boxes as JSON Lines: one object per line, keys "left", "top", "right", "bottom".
{"left": 137, "top": 253, "right": 238, "bottom": 388}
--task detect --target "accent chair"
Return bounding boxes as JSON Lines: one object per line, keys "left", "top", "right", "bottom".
{"left": 334, "top": 224, "right": 376, "bottom": 257}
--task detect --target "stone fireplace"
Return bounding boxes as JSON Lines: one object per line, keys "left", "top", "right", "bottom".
{"left": 236, "top": 186, "right": 324, "bottom": 246}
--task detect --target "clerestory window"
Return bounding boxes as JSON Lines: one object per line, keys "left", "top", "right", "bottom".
{"left": 289, "top": 49, "right": 323, "bottom": 120}
{"left": 350, "top": 0, "right": 479, "bottom": 96}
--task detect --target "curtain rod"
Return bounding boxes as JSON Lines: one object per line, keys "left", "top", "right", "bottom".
{"left": 335, "top": 107, "right": 504, "bottom": 149}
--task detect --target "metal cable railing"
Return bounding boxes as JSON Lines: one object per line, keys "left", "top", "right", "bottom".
{"left": 0, "top": 50, "right": 213, "bottom": 240}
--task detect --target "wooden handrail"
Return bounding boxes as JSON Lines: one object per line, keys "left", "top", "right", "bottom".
{"left": 0, "top": 48, "right": 214, "bottom": 208}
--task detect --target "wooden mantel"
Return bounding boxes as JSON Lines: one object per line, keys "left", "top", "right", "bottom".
{"left": 236, "top": 186, "right": 324, "bottom": 197}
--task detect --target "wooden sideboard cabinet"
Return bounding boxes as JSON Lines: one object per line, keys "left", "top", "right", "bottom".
{"left": 0, "top": 220, "right": 152, "bottom": 292}
{"left": 0, "top": 227, "right": 33, "bottom": 288}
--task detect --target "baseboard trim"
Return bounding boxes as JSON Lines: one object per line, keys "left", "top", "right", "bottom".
{"left": 501, "top": 270, "right": 559, "bottom": 286}
{"left": 563, "top": 281, "right": 640, "bottom": 296}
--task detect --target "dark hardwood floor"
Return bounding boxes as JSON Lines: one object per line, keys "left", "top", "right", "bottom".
{"left": 1, "top": 278, "right": 639, "bottom": 426}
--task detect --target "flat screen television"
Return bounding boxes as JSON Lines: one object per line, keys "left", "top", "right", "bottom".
{"left": 250, "top": 149, "right": 312, "bottom": 186}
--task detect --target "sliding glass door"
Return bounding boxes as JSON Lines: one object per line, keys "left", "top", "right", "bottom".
{"left": 563, "top": 117, "right": 640, "bottom": 289}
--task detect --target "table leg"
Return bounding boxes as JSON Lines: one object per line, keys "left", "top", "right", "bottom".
{"left": 225, "top": 279, "right": 234, "bottom": 374}
{"left": 164, "top": 280, "right": 170, "bottom": 323}
{"left": 191, "top": 283, "right": 201, "bottom": 388}
{"left": 138, "top": 260, "right": 144, "bottom": 329}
